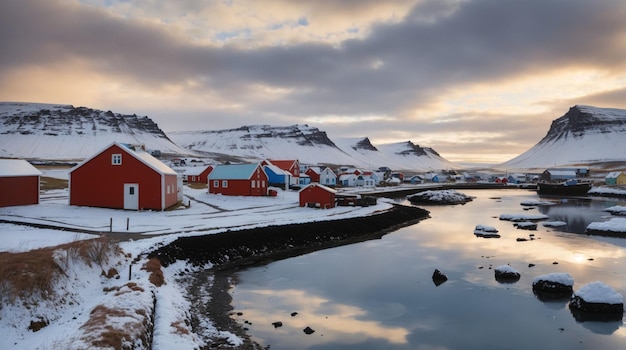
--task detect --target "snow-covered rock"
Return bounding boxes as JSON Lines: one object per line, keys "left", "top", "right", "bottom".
{"left": 474, "top": 224, "right": 500, "bottom": 238}
{"left": 532, "top": 273, "right": 574, "bottom": 300}
{"left": 603, "top": 205, "right": 626, "bottom": 216}
{"left": 542, "top": 221, "right": 567, "bottom": 227}
{"left": 407, "top": 190, "right": 474, "bottom": 205}
{"left": 494, "top": 265, "right": 521, "bottom": 283}
{"left": 499, "top": 213, "right": 549, "bottom": 222}
{"left": 569, "top": 281, "right": 623, "bottom": 321}
{"left": 515, "top": 221, "right": 538, "bottom": 230}
{"left": 520, "top": 200, "right": 557, "bottom": 206}
{"left": 585, "top": 217, "right": 626, "bottom": 237}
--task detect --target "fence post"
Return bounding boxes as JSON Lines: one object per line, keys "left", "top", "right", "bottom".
{"left": 109, "top": 218, "right": 112, "bottom": 232}
{"left": 126, "top": 217, "right": 129, "bottom": 231}
{"left": 128, "top": 263, "right": 132, "bottom": 281}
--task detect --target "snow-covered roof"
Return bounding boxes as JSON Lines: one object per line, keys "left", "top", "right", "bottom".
{"left": 299, "top": 183, "right": 337, "bottom": 194}
{"left": 183, "top": 165, "right": 212, "bottom": 176}
{"left": 605, "top": 171, "right": 624, "bottom": 179}
{"left": 264, "top": 164, "right": 291, "bottom": 176}
{"left": 0, "top": 159, "right": 42, "bottom": 177}
{"left": 69, "top": 142, "right": 177, "bottom": 176}
{"left": 547, "top": 170, "right": 576, "bottom": 176}
{"left": 208, "top": 163, "right": 261, "bottom": 180}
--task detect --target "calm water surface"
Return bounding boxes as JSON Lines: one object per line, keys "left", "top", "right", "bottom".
{"left": 230, "top": 189, "right": 626, "bottom": 349}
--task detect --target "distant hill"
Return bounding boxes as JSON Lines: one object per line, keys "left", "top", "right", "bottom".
{"left": 169, "top": 125, "right": 460, "bottom": 171}
{"left": 0, "top": 102, "right": 193, "bottom": 160}
{"left": 500, "top": 105, "right": 626, "bottom": 170}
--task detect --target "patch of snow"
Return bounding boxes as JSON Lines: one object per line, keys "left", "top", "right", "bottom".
{"left": 532, "top": 273, "right": 574, "bottom": 287}
{"left": 520, "top": 200, "right": 557, "bottom": 206}
{"left": 574, "top": 281, "right": 623, "bottom": 304}
{"left": 586, "top": 217, "right": 626, "bottom": 233}
{"left": 542, "top": 221, "right": 567, "bottom": 227}
{"left": 495, "top": 265, "right": 519, "bottom": 274}
{"left": 604, "top": 205, "right": 626, "bottom": 215}
{"left": 474, "top": 224, "right": 498, "bottom": 233}
{"left": 499, "top": 213, "right": 549, "bottom": 222}
{"left": 589, "top": 186, "right": 626, "bottom": 196}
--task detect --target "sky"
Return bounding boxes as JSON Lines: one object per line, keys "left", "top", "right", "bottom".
{"left": 1, "top": 0, "right": 625, "bottom": 164}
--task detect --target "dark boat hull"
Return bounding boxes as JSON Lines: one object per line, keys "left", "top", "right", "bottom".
{"left": 536, "top": 182, "right": 592, "bottom": 196}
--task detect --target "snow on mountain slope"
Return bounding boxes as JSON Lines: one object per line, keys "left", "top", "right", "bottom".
{"left": 501, "top": 105, "right": 626, "bottom": 169}
{"left": 170, "top": 125, "right": 461, "bottom": 171}
{"left": 333, "top": 137, "right": 460, "bottom": 171}
{"left": 0, "top": 102, "right": 193, "bottom": 160}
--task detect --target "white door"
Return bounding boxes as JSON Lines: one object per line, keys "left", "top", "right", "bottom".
{"left": 124, "top": 184, "right": 139, "bottom": 210}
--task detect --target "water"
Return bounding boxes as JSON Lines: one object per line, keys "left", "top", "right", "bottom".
{"left": 230, "top": 189, "right": 626, "bottom": 349}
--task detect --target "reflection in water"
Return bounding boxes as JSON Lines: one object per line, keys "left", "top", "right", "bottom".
{"left": 231, "top": 189, "right": 626, "bottom": 349}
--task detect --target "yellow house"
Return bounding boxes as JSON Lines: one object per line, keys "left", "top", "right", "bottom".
{"left": 605, "top": 171, "right": 626, "bottom": 185}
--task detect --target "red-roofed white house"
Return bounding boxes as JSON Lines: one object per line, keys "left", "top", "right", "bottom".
{"left": 69, "top": 142, "right": 180, "bottom": 210}
{"left": 299, "top": 183, "right": 337, "bottom": 209}
{"left": 0, "top": 159, "right": 42, "bottom": 207}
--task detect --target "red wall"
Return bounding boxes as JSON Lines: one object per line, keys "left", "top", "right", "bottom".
{"left": 0, "top": 176, "right": 39, "bottom": 207}
{"left": 188, "top": 166, "right": 213, "bottom": 184}
{"left": 299, "top": 186, "right": 335, "bottom": 208}
{"left": 70, "top": 144, "right": 177, "bottom": 210}
{"left": 209, "top": 166, "right": 268, "bottom": 196}
{"left": 305, "top": 168, "right": 320, "bottom": 182}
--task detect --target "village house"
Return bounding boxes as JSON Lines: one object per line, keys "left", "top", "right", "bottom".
{"left": 298, "top": 173, "right": 311, "bottom": 187}
{"left": 69, "top": 142, "right": 180, "bottom": 211}
{"left": 183, "top": 165, "right": 214, "bottom": 184}
{"left": 319, "top": 167, "right": 338, "bottom": 187}
{"left": 299, "top": 183, "right": 337, "bottom": 209}
{"left": 304, "top": 166, "right": 321, "bottom": 183}
{"left": 338, "top": 173, "right": 358, "bottom": 187}
{"left": 263, "top": 162, "right": 292, "bottom": 189}
{"left": 208, "top": 163, "right": 268, "bottom": 196}
{"left": 266, "top": 159, "right": 300, "bottom": 186}
{"left": 540, "top": 169, "right": 577, "bottom": 182}
{"left": 605, "top": 171, "right": 626, "bottom": 186}
{"left": 0, "top": 159, "right": 42, "bottom": 208}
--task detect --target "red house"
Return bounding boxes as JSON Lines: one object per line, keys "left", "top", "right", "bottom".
{"left": 266, "top": 159, "right": 300, "bottom": 186}
{"left": 208, "top": 163, "right": 268, "bottom": 196}
{"left": 0, "top": 159, "right": 42, "bottom": 207}
{"left": 305, "top": 167, "right": 321, "bottom": 183}
{"left": 184, "top": 165, "right": 214, "bottom": 184}
{"left": 69, "top": 142, "right": 180, "bottom": 211}
{"left": 299, "top": 183, "right": 337, "bottom": 209}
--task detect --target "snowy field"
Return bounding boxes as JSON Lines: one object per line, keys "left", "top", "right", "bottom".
{"left": 0, "top": 175, "right": 394, "bottom": 349}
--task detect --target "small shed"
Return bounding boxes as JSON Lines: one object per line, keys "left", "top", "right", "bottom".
{"left": 605, "top": 171, "right": 626, "bottom": 186}
{"left": 299, "top": 183, "right": 337, "bottom": 209}
{"left": 69, "top": 142, "right": 179, "bottom": 211}
{"left": 541, "top": 169, "right": 577, "bottom": 182}
{"left": 304, "top": 167, "right": 321, "bottom": 183}
{"left": 184, "top": 165, "right": 214, "bottom": 184}
{"left": 0, "top": 159, "right": 42, "bottom": 207}
{"left": 263, "top": 163, "right": 292, "bottom": 189}
{"left": 208, "top": 163, "right": 268, "bottom": 196}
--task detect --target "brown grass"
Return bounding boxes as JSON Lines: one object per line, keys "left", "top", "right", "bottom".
{"left": 81, "top": 305, "right": 141, "bottom": 350}
{"left": 186, "top": 182, "right": 207, "bottom": 190}
{"left": 141, "top": 258, "right": 165, "bottom": 287}
{"left": 40, "top": 176, "right": 69, "bottom": 191}
{"left": 171, "top": 321, "right": 190, "bottom": 335}
{"left": 0, "top": 236, "right": 120, "bottom": 303}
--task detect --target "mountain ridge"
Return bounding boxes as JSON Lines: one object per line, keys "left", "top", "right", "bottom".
{"left": 500, "top": 105, "right": 626, "bottom": 169}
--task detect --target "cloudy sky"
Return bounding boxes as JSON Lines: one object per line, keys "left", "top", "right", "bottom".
{"left": 1, "top": 0, "right": 625, "bottom": 163}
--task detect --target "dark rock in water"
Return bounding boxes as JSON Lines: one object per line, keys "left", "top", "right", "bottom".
{"left": 528, "top": 263, "right": 535, "bottom": 268}
{"left": 272, "top": 321, "right": 283, "bottom": 328}
{"left": 494, "top": 265, "right": 521, "bottom": 283}
{"left": 291, "top": 312, "right": 298, "bottom": 317}
{"left": 569, "top": 297, "right": 624, "bottom": 322}
{"left": 515, "top": 222, "right": 538, "bottom": 230}
{"left": 516, "top": 238, "right": 528, "bottom": 242}
{"left": 532, "top": 280, "right": 573, "bottom": 301}
{"left": 303, "top": 326, "right": 315, "bottom": 335}
{"left": 432, "top": 269, "right": 448, "bottom": 286}
{"left": 568, "top": 282, "right": 624, "bottom": 322}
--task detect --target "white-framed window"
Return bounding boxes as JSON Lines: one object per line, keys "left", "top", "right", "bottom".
{"left": 213, "top": 180, "right": 219, "bottom": 188}
{"left": 262, "top": 180, "right": 265, "bottom": 188}
{"left": 251, "top": 181, "right": 256, "bottom": 188}
{"left": 222, "top": 180, "right": 228, "bottom": 188}
{"left": 112, "top": 154, "right": 122, "bottom": 165}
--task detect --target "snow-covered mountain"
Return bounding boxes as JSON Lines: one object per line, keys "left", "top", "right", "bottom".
{"left": 0, "top": 102, "right": 193, "bottom": 160}
{"left": 501, "top": 105, "right": 626, "bottom": 169}
{"left": 169, "top": 125, "right": 460, "bottom": 171}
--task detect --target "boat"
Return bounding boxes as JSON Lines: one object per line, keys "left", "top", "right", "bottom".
{"left": 536, "top": 179, "right": 592, "bottom": 196}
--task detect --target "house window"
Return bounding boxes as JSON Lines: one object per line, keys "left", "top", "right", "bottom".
{"left": 222, "top": 180, "right": 228, "bottom": 188}
{"left": 262, "top": 180, "right": 265, "bottom": 188}
{"left": 213, "top": 180, "right": 219, "bottom": 188}
{"left": 251, "top": 181, "right": 256, "bottom": 188}
{"left": 112, "top": 154, "right": 122, "bottom": 165}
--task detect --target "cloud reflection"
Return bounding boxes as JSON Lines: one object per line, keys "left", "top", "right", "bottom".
{"left": 234, "top": 288, "right": 410, "bottom": 346}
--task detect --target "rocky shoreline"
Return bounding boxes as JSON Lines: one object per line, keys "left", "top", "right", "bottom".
{"left": 148, "top": 204, "right": 430, "bottom": 348}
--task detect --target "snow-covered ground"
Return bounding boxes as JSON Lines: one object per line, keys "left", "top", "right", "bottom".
{"left": 0, "top": 177, "right": 395, "bottom": 349}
